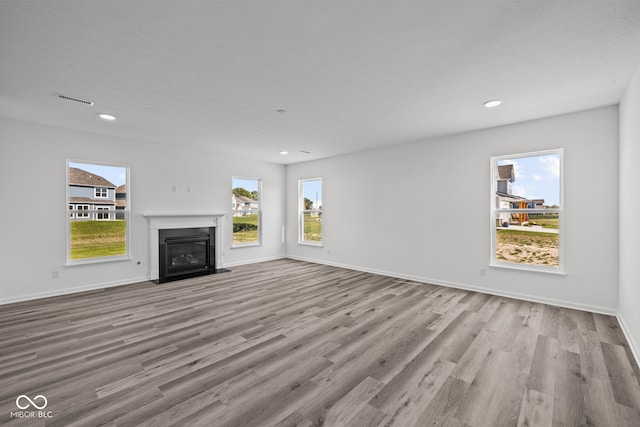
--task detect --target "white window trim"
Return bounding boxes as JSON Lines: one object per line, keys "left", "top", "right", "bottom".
{"left": 299, "top": 177, "right": 323, "bottom": 246}
{"left": 489, "top": 149, "right": 565, "bottom": 274}
{"left": 72, "top": 204, "right": 90, "bottom": 219}
{"left": 94, "top": 187, "right": 109, "bottom": 198}
{"left": 96, "top": 206, "right": 111, "bottom": 220}
{"left": 231, "top": 177, "right": 262, "bottom": 248}
{"left": 66, "top": 160, "right": 131, "bottom": 265}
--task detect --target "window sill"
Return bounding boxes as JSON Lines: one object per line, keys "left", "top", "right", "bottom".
{"left": 490, "top": 262, "right": 566, "bottom": 275}
{"left": 66, "top": 255, "right": 132, "bottom": 267}
{"left": 299, "top": 241, "right": 323, "bottom": 247}
{"left": 231, "top": 243, "right": 263, "bottom": 249}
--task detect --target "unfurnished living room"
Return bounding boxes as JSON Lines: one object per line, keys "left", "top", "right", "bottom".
{"left": 1, "top": 1, "right": 640, "bottom": 426}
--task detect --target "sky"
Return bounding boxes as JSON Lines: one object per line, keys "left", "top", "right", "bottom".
{"left": 70, "top": 162, "right": 127, "bottom": 186}
{"left": 233, "top": 177, "right": 322, "bottom": 208}
{"left": 497, "top": 153, "right": 561, "bottom": 206}
{"left": 302, "top": 179, "right": 322, "bottom": 209}
{"left": 232, "top": 177, "right": 260, "bottom": 195}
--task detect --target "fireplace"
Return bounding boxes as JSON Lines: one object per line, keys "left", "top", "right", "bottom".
{"left": 144, "top": 213, "right": 227, "bottom": 284}
{"left": 158, "top": 227, "right": 215, "bottom": 283}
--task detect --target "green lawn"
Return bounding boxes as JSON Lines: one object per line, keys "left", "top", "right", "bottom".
{"left": 233, "top": 214, "right": 259, "bottom": 244}
{"left": 70, "top": 220, "right": 126, "bottom": 259}
{"left": 528, "top": 218, "right": 559, "bottom": 229}
{"left": 527, "top": 214, "right": 559, "bottom": 229}
{"left": 303, "top": 213, "right": 322, "bottom": 242}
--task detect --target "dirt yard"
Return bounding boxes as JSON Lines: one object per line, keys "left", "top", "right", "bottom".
{"left": 495, "top": 229, "right": 559, "bottom": 267}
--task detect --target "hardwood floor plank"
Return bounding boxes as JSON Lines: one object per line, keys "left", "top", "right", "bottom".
{"left": 454, "top": 349, "right": 511, "bottom": 425}
{"left": 528, "top": 334, "right": 559, "bottom": 395}
{"left": 322, "top": 376, "right": 384, "bottom": 427}
{"left": 540, "top": 305, "right": 561, "bottom": 338}
{"left": 601, "top": 341, "right": 640, "bottom": 410}
{"left": 517, "top": 389, "right": 553, "bottom": 427}
{"left": 451, "top": 328, "right": 497, "bottom": 384}
{"left": 477, "top": 351, "right": 529, "bottom": 426}
{"left": 552, "top": 350, "right": 585, "bottom": 425}
{"left": 557, "top": 310, "right": 580, "bottom": 354}
{"left": 414, "top": 375, "right": 470, "bottom": 427}
{"left": 593, "top": 313, "right": 626, "bottom": 345}
{"left": 582, "top": 375, "right": 620, "bottom": 426}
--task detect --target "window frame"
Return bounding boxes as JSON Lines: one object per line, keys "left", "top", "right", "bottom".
{"left": 94, "top": 187, "right": 108, "bottom": 198}
{"left": 69, "top": 204, "right": 91, "bottom": 219}
{"left": 298, "top": 177, "right": 323, "bottom": 246}
{"left": 231, "top": 176, "right": 262, "bottom": 248}
{"left": 96, "top": 206, "right": 111, "bottom": 220}
{"left": 66, "top": 160, "right": 131, "bottom": 265}
{"left": 489, "top": 149, "right": 565, "bottom": 274}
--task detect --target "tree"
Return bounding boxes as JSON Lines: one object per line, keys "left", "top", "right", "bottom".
{"left": 304, "top": 197, "right": 313, "bottom": 210}
{"left": 233, "top": 187, "right": 251, "bottom": 198}
{"left": 250, "top": 190, "right": 259, "bottom": 201}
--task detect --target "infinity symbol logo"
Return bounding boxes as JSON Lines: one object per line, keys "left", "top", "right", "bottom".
{"left": 16, "top": 395, "right": 48, "bottom": 410}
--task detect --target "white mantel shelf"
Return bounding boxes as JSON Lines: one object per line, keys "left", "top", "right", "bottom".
{"left": 144, "top": 213, "right": 225, "bottom": 281}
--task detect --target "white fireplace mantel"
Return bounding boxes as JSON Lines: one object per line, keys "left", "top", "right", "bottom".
{"left": 144, "top": 213, "right": 225, "bottom": 281}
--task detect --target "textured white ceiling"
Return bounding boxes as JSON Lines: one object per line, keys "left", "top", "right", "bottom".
{"left": 1, "top": 1, "right": 640, "bottom": 164}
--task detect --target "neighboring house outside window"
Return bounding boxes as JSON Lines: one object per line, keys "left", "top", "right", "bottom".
{"left": 491, "top": 150, "right": 563, "bottom": 272}
{"left": 299, "top": 178, "right": 322, "bottom": 245}
{"left": 67, "top": 162, "right": 129, "bottom": 262}
{"left": 115, "top": 184, "right": 127, "bottom": 220}
{"left": 232, "top": 177, "right": 261, "bottom": 246}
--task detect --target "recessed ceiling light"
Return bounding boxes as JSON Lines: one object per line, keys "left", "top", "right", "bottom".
{"left": 98, "top": 113, "right": 116, "bottom": 121}
{"left": 280, "top": 151, "right": 288, "bottom": 155}
{"left": 276, "top": 109, "right": 287, "bottom": 115}
{"left": 483, "top": 99, "right": 502, "bottom": 108}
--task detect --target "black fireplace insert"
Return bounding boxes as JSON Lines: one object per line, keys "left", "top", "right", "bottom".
{"left": 158, "top": 227, "right": 216, "bottom": 283}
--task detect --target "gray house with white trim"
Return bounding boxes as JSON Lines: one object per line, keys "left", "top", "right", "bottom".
{"left": 68, "top": 167, "right": 117, "bottom": 220}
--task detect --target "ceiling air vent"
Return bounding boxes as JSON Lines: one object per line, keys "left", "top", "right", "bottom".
{"left": 55, "top": 93, "right": 95, "bottom": 106}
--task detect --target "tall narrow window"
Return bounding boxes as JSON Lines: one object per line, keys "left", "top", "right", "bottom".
{"left": 299, "top": 178, "right": 322, "bottom": 245}
{"left": 491, "top": 150, "right": 563, "bottom": 272}
{"left": 232, "top": 177, "right": 261, "bottom": 246}
{"left": 67, "top": 161, "right": 129, "bottom": 262}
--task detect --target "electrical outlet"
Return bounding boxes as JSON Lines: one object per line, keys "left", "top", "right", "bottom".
{"left": 480, "top": 269, "right": 486, "bottom": 277}
{"left": 52, "top": 269, "right": 60, "bottom": 279}
{"left": 171, "top": 185, "right": 177, "bottom": 192}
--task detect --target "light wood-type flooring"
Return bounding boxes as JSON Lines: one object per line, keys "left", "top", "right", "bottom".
{"left": 1, "top": 259, "right": 640, "bottom": 426}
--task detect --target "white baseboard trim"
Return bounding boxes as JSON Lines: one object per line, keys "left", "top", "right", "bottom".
{"left": 0, "top": 256, "right": 287, "bottom": 306}
{"left": 285, "top": 255, "right": 618, "bottom": 316}
{"left": 617, "top": 312, "right": 640, "bottom": 372}
{"left": 223, "top": 255, "right": 286, "bottom": 268}
{"left": 0, "top": 275, "right": 150, "bottom": 306}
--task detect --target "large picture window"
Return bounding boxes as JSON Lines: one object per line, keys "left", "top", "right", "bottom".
{"left": 299, "top": 178, "right": 322, "bottom": 245}
{"left": 491, "top": 150, "right": 563, "bottom": 272}
{"left": 67, "top": 161, "right": 129, "bottom": 263}
{"left": 232, "top": 177, "right": 261, "bottom": 246}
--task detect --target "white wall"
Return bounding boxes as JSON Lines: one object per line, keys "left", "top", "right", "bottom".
{"left": 0, "top": 118, "right": 286, "bottom": 303}
{"left": 287, "top": 106, "right": 619, "bottom": 313}
{"left": 619, "top": 64, "right": 640, "bottom": 361}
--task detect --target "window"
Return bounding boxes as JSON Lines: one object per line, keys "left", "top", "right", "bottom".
{"left": 96, "top": 206, "right": 111, "bottom": 220}
{"left": 94, "top": 187, "right": 108, "bottom": 198}
{"left": 232, "top": 177, "right": 261, "bottom": 246}
{"left": 299, "top": 178, "right": 322, "bottom": 245}
{"left": 69, "top": 204, "right": 90, "bottom": 219}
{"left": 491, "top": 150, "right": 563, "bottom": 272}
{"left": 67, "top": 161, "right": 129, "bottom": 262}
